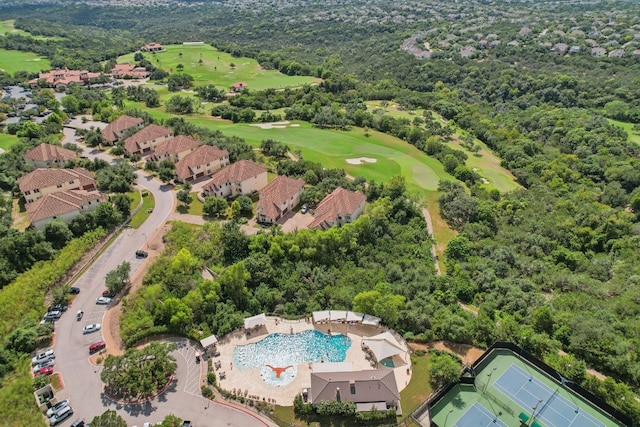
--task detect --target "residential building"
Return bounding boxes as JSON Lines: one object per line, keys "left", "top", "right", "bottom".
{"left": 18, "top": 168, "right": 96, "bottom": 204}
{"left": 309, "top": 370, "right": 400, "bottom": 412}
{"left": 28, "top": 68, "right": 101, "bottom": 90}
{"left": 27, "top": 190, "right": 104, "bottom": 229}
{"left": 110, "top": 64, "right": 150, "bottom": 79}
{"left": 256, "top": 175, "right": 304, "bottom": 224}
{"left": 174, "top": 145, "right": 230, "bottom": 182}
{"left": 140, "top": 43, "right": 164, "bottom": 52}
{"left": 230, "top": 82, "right": 248, "bottom": 93}
{"left": 123, "top": 124, "right": 174, "bottom": 156}
{"left": 148, "top": 135, "right": 199, "bottom": 164}
{"left": 201, "top": 160, "right": 268, "bottom": 198}
{"left": 308, "top": 187, "right": 366, "bottom": 230}
{"left": 101, "top": 115, "right": 144, "bottom": 145}
{"left": 24, "top": 143, "right": 77, "bottom": 168}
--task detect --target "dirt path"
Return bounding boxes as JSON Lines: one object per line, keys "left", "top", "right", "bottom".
{"left": 409, "top": 341, "right": 485, "bottom": 365}
{"left": 422, "top": 207, "right": 442, "bottom": 275}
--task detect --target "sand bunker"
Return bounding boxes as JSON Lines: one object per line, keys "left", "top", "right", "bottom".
{"left": 250, "top": 121, "right": 291, "bottom": 129}
{"left": 346, "top": 157, "right": 377, "bottom": 165}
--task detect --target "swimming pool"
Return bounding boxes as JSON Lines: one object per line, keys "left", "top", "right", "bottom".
{"left": 233, "top": 330, "right": 351, "bottom": 386}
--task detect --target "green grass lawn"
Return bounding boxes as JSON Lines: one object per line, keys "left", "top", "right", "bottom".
{"left": 0, "top": 20, "right": 64, "bottom": 41}
{"left": 0, "top": 133, "right": 19, "bottom": 150}
{"left": 129, "top": 189, "right": 155, "bottom": 228}
{"left": 117, "top": 44, "right": 320, "bottom": 91}
{"left": 0, "top": 48, "right": 50, "bottom": 75}
{"left": 608, "top": 118, "right": 640, "bottom": 145}
{"left": 400, "top": 352, "right": 433, "bottom": 414}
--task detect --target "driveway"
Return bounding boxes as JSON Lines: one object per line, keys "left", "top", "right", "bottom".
{"left": 52, "top": 129, "right": 275, "bottom": 426}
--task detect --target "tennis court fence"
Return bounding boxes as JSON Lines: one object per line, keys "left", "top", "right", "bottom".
{"left": 476, "top": 380, "right": 516, "bottom": 417}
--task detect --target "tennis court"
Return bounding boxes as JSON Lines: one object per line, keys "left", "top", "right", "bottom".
{"left": 494, "top": 364, "right": 605, "bottom": 427}
{"left": 452, "top": 402, "right": 508, "bottom": 427}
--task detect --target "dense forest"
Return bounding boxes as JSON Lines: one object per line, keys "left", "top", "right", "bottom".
{"left": 1, "top": 0, "right": 640, "bottom": 422}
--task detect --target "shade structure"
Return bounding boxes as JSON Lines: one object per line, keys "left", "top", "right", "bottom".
{"left": 346, "top": 311, "right": 364, "bottom": 322}
{"left": 200, "top": 334, "right": 218, "bottom": 349}
{"left": 244, "top": 313, "right": 267, "bottom": 329}
{"left": 312, "top": 310, "right": 331, "bottom": 323}
{"left": 362, "top": 331, "right": 404, "bottom": 362}
{"left": 362, "top": 314, "right": 381, "bottom": 326}
{"left": 330, "top": 310, "right": 347, "bottom": 322}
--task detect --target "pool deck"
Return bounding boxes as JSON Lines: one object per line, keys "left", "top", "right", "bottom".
{"left": 213, "top": 317, "right": 412, "bottom": 406}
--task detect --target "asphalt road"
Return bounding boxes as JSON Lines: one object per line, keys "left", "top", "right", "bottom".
{"left": 52, "top": 129, "right": 275, "bottom": 426}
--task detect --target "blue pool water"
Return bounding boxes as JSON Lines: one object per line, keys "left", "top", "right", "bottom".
{"left": 233, "top": 330, "right": 351, "bottom": 386}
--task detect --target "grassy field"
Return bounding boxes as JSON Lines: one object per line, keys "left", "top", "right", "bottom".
{"left": 608, "top": 118, "right": 640, "bottom": 145}
{"left": 118, "top": 44, "right": 320, "bottom": 91}
{"left": 366, "top": 101, "right": 520, "bottom": 193}
{"left": 0, "top": 48, "right": 50, "bottom": 75}
{"left": 0, "top": 20, "right": 64, "bottom": 41}
{"left": 0, "top": 133, "right": 19, "bottom": 150}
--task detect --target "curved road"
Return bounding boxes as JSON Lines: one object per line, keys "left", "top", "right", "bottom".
{"left": 53, "top": 127, "right": 275, "bottom": 426}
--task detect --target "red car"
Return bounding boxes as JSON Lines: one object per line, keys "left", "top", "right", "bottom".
{"left": 89, "top": 340, "right": 106, "bottom": 354}
{"left": 102, "top": 289, "right": 114, "bottom": 297}
{"left": 34, "top": 366, "right": 53, "bottom": 377}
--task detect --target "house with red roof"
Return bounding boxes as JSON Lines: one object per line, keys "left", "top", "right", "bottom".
{"left": 101, "top": 115, "right": 144, "bottom": 145}
{"left": 140, "top": 43, "right": 164, "bottom": 52}
{"left": 27, "top": 190, "right": 104, "bottom": 230}
{"left": 18, "top": 168, "right": 96, "bottom": 203}
{"left": 148, "top": 135, "right": 200, "bottom": 164}
{"left": 201, "top": 160, "right": 268, "bottom": 198}
{"left": 230, "top": 82, "right": 248, "bottom": 93}
{"left": 111, "top": 64, "right": 150, "bottom": 79}
{"left": 174, "top": 145, "right": 230, "bottom": 182}
{"left": 308, "top": 187, "right": 366, "bottom": 230}
{"left": 256, "top": 175, "right": 305, "bottom": 224}
{"left": 123, "top": 124, "right": 174, "bottom": 156}
{"left": 28, "top": 68, "right": 102, "bottom": 91}
{"left": 24, "top": 143, "right": 77, "bottom": 168}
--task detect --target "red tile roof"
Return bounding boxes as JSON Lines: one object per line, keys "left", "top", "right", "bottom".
{"left": 175, "top": 145, "right": 229, "bottom": 180}
{"left": 111, "top": 64, "right": 150, "bottom": 79}
{"left": 18, "top": 168, "right": 95, "bottom": 193}
{"left": 202, "top": 160, "right": 267, "bottom": 192}
{"left": 101, "top": 115, "right": 144, "bottom": 143}
{"left": 152, "top": 135, "right": 199, "bottom": 158}
{"left": 257, "top": 175, "right": 304, "bottom": 220}
{"left": 24, "top": 143, "right": 77, "bottom": 164}
{"left": 123, "top": 124, "right": 173, "bottom": 154}
{"left": 27, "top": 190, "right": 104, "bottom": 223}
{"left": 309, "top": 187, "right": 366, "bottom": 229}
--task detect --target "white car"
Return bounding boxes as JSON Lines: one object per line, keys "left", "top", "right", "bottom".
{"left": 32, "top": 350, "right": 54, "bottom": 366}
{"left": 95, "top": 296, "right": 112, "bottom": 305}
{"left": 33, "top": 358, "right": 55, "bottom": 372}
{"left": 46, "top": 399, "right": 69, "bottom": 418}
{"left": 83, "top": 323, "right": 101, "bottom": 334}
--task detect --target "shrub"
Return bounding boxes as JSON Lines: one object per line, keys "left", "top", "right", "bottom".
{"left": 201, "top": 385, "right": 213, "bottom": 399}
{"left": 207, "top": 372, "right": 216, "bottom": 386}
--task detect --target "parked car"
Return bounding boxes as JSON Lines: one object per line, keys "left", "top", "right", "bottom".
{"left": 32, "top": 350, "right": 55, "bottom": 366}
{"left": 34, "top": 366, "right": 54, "bottom": 377}
{"left": 44, "top": 310, "right": 62, "bottom": 320}
{"left": 69, "top": 419, "right": 84, "bottom": 427}
{"left": 83, "top": 323, "right": 101, "bottom": 334}
{"left": 50, "top": 405, "right": 73, "bottom": 426}
{"left": 33, "top": 358, "right": 55, "bottom": 372}
{"left": 135, "top": 250, "right": 148, "bottom": 258}
{"left": 69, "top": 287, "right": 80, "bottom": 294}
{"left": 48, "top": 304, "right": 67, "bottom": 312}
{"left": 76, "top": 310, "right": 83, "bottom": 321}
{"left": 89, "top": 340, "right": 106, "bottom": 354}
{"left": 95, "top": 296, "right": 112, "bottom": 305}
{"left": 301, "top": 204, "right": 309, "bottom": 214}
{"left": 102, "top": 289, "right": 115, "bottom": 297}
{"left": 46, "top": 399, "right": 70, "bottom": 418}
